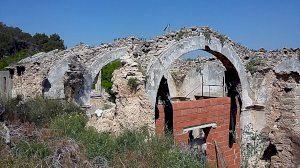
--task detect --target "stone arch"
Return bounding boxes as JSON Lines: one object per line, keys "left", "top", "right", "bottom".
{"left": 88, "top": 47, "right": 128, "bottom": 82}
{"left": 146, "top": 35, "right": 253, "bottom": 110}
{"left": 80, "top": 47, "right": 129, "bottom": 106}
{"left": 44, "top": 47, "right": 129, "bottom": 105}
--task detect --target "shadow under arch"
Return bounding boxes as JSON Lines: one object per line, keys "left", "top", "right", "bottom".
{"left": 146, "top": 35, "right": 253, "bottom": 111}
{"left": 146, "top": 35, "right": 254, "bottom": 151}
{"left": 155, "top": 76, "right": 173, "bottom": 134}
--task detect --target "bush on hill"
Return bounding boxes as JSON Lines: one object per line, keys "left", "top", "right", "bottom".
{"left": 0, "top": 22, "right": 65, "bottom": 69}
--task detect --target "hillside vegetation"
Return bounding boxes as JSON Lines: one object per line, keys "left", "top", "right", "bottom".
{"left": 0, "top": 97, "right": 206, "bottom": 168}
{"left": 0, "top": 22, "right": 65, "bottom": 69}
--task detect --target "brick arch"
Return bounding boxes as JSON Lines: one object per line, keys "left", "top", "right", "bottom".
{"left": 145, "top": 35, "right": 253, "bottom": 110}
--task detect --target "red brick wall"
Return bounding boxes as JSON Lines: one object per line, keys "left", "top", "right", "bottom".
{"left": 155, "top": 97, "right": 240, "bottom": 168}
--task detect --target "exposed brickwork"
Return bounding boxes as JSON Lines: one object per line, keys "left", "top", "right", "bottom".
{"left": 156, "top": 97, "right": 240, "bottom": 168}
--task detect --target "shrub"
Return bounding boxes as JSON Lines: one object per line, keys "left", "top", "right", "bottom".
{"left": 50, "top": 113, "right": 115, "bottom": 160}
{"left": 175, "top": 30, "right": 185, "bottom": 41}
{"left": 50, "top": 113, "right": 206, "bottom": 167}
{"left": 0, "top": 95, "right": 22, "bottom": 120}
{"left": 1, "top": 97, "right": 83, "bottom": 126}
{"left": 0, "top": 156, "right": 46, "bottom": 168}
{"left": 0, "top": 50, "right": 33, "bottom": 70}
{"left": 50, "top": 113, "right": 87, "bottom": 138}
{"left": 127, "top": 77, "right": 139, "bottom": 91}
{"left": 241, "top": 124, "right": 268, "bottom": 168}
{"left": 0, "top": 95, "right": 207, "bottom": 168}
{"left": 100, "top": 59, "right": 122, "bottom": 91}
{"left": 77, "top": 128, "right": 116, "bottom": 160}
{"left": 246, "top": 57, "right": 266, "bottom": 74}
{"left": 203, "top": 31, "right": 211, "bottom": 43}
{"left": 12, "top": 140, "right": 51, "bottom": 159}
{"left": 115, "top": 127, "right": 149, "bottom": 152}
{"left": 216, "top": 34, "right": 226, "bottom": 47}
{"left": 23, "top": 98, "right": 83, "bottom": 126}
{"left": 111, "top": 130, "right": 204, "bottom": 168}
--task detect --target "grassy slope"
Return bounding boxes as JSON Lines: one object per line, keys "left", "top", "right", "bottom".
{"left": 0, "top": 98, "right": 206, "bottom": 168}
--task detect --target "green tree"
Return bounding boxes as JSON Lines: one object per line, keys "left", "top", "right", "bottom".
{"left": 32, "top": 33, "right": 65, "bottom": 52}
{"left": 0, "top": 22, "right": 66, "bottom": 68}
{"left": 45, "top": 33, "right": 65, "bottom": 51}
{"left": 0, "top": 22, "right": 31, "bottom": 58}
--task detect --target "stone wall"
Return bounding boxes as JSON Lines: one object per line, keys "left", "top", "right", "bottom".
{"left": 265, "top": 73, "right": 299, "bottom": 167}
{"left": 241, "top": 54, "right": 300, "bottom": 167}
{"left": 87, "top": 58, "right": 154, "bottom": 133}
{"left": 5, "top": 27, "right": 254, "bottom": 106}
{"left": 1, "top": 26, "right": 299, "bottom": 167}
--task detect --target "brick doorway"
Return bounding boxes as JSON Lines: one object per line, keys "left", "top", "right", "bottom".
{"left": 155, "top": 97, "right": 241, "bottom": 168}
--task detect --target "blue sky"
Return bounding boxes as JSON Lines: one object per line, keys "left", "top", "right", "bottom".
{"left": 0, "top": 0, "right": 299, "bottom": 49}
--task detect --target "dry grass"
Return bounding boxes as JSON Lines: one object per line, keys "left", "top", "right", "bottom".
{"left": 0, "top": 98, "right": 207, "bottom": 168}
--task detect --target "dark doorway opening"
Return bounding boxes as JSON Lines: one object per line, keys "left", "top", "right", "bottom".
{"left": 155, "top": 76, "right": 173, "bottom": 134}
{"left": 16, "top": 66, "right": 25, "bottom": 76}
{"left": 188, "top": 127, "right": 211, "bottom": 160}
{"left": 262, "top": 143, "right": 278, "bottom": 161}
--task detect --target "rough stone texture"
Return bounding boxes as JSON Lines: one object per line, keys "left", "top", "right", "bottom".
{"left": 244, "top": 55, "right": 300, "bottom": 167}
{"left": 263, "top": 73, "right": 300, "bottom": 167}
{"left": 274, "top": 57, "right": 300, "bottom": 75}
{"left": 10, "top": 38, "right": 143, "bottom": 101}
{"left": 6, "top": 27, "right": 254, "bottom": 106}
{"left": 2, "top": 26, "right": 300, "bottom": 167}
{"left": 87, "top": 58, "right": 154, "bottom": 133}
{"left": 63, "top": 57, "right": 88, "bottom": 105}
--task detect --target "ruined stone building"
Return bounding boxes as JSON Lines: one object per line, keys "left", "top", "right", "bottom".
{"left": 0, "top": 27, "right": 299, "bottom": 167}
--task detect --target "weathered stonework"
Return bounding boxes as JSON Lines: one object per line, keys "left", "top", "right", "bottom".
{"left": 87, "top": 58, "right": 154, "bottom": 133}
{"left": 1, "top": 26, "right": 299, "bottom": 167}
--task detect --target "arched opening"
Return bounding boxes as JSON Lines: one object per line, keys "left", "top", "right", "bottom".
{"left": 91, "top": 59, "right": 122, "bottom": 100}
{"left": 148, "top": 35, "right": 248, "bottom": 167}
{"left": 89, "top": 59, "right": 122, "bottom": 111}
{"left": 43, "top": 47, "right": 128, "bottom": 106}
{"left": 146, "top": 36, "right": 252, "bottom": 109}
{"left": 154, "top": 49, "right": 241, "bottom": 144}
{"left": 78, "top": 47, "right": 128, "bottom": 107}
